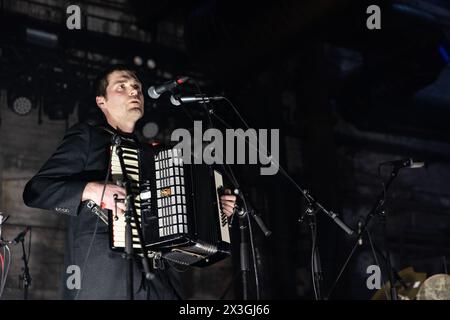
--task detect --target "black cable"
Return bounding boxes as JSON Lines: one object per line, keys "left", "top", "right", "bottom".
{"left": 311, "top": 214, "right": 318, "bottom": 300}
{"left": 222, "top": 96, "right": 251, "bottom": 130}
{"left": 377, "top": 164, "right": 387, "bottom": 209}
{"left": 211, "top": 101, "right": 311, "bottom": 204}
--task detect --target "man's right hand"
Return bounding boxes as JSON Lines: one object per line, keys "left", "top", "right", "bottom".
{"left": 82, "top": 182, "right": 126, "bottom": 214}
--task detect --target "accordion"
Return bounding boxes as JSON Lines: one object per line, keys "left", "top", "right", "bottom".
{"left": 108, "top": 135, "right": 231, "bottom": 267}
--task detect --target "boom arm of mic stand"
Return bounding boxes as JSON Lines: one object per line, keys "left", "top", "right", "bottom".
{"left": 251, "top": 212, "right": 272, "bottom": 237}
{"left": 208, "top": 106, "right": 351, "bottom": 236}
{"left": 199, "top": 100, "right": 265, "bottom": 300}
{"left": 235, "top": 201, "right": 272, "bottom": 237}
{"left": 316, "top": 203, "right": 354, "bottom": 236}
{"left": 299, "top": 187, "right": 354, "bottom": 236}
{"left": 206, "top": 97, "right": 352, "bottom": 236}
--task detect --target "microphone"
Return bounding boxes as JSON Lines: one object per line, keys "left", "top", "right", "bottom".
{"left": 12, "top": 226, "right": 31, "bottom": 244}
{"left": 147, "top": 76, "right": 189, "bottom": 99}
{"left": 170, "top": 94, "right": 224, "bottom": 106}
{"left": 381, "top": 158, "right": 425, "bottom": 169}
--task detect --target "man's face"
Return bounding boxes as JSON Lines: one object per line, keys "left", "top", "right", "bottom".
{"left": 96, "top": 70, "right": 144, "bottom": 128}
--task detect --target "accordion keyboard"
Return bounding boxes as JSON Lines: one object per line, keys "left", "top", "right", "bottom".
{"left": 110, "top": 145, "right": 144, "bottom": 249}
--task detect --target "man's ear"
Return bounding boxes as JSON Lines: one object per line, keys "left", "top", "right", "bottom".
{"left": 96, "top": 96, "right": 106, "bottom": 110}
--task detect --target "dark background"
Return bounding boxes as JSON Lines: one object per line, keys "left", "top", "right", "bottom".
{"left": 1, "top": 0, "right": 450, "bottom": 300}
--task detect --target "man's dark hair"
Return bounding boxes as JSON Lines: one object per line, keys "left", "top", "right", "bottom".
{"left": 94, "top": 65, "right": 141, "bottom": 98}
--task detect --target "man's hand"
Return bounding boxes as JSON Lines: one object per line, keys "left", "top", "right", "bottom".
{"left": 82, "top": 182, "right": 126, "bottom": 214}
{"left": 220, "top": 189, "right": 237, "bottom": 218}
{"left": 83, "top": 182, "right": 237, "bottom": 218}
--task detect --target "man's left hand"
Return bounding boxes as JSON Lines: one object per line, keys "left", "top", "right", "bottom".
{"left": 220, "top": 189, "right": 237, "bottom": 218}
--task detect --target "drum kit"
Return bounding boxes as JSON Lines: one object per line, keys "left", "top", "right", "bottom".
{"left": 372, "top": 266, "right": 450, "bottom": 300}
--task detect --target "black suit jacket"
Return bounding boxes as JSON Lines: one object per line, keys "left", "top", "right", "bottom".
{"left": 23, "top": 122, "right": 182, "bottom": 299}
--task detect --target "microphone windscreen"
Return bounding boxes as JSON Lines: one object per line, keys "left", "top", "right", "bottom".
{"left": 148, "top": 86, "right": 160, "bottom": 99}
{"left": 411, "top": 161, "right": 425, "bottom": 168}
{"left": 170, "top": 95, "right": 181, "bottom": 106}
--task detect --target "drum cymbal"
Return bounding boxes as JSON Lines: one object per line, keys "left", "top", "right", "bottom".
{"left": 371, "top": 266, "right": 427, "bottom": 300}
{"left": 416, "top": 274, "right": 450, "bottom": 300}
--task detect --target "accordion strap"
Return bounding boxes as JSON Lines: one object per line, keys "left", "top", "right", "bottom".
{"left": 97, "top": 125, "right": 140, "bottom": 146}
{"left": 97, "top": 125, "right": 116, "bottom": 136}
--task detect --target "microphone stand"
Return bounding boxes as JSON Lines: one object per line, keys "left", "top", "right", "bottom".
{"left": 235, "top": 194, "right": 272, "bottom": 300}
{"left": 204, "top": 102, "right": 354, "bottom": 236}
{"left": 7, "top": 226, "right": 32, "bottom": 300}
{"left": 299, "top": 198, "right": 323, "bottom": 300}
{"left": 195, "top": 98, "right": 272, "bottom": 300}
{"left": 112, "top": 134, "right": 155, "bottom": 300}
{"left": 236, "top": 208, "right": 250, "bottom": 300}
{"left": 326, "top": 165, "right": 401, "bottom": 300}
{"left": 19, "top": 234, "right": 32, "bottom": 300}
{"left": 297, "top": 188, "right": 354, "bottom": 299}
{"left": 171, "top": 85, "right": 354, "bottom": 300}
{"left": 195, "top": 96, "right": 351, "bottom": 299}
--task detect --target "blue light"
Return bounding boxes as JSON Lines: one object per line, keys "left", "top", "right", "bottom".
{"left": 438, "top": 45, "right": 450, "bottom": 64}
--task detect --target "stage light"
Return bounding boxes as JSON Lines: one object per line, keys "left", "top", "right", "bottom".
{"left": 134, "top": 56, "right": 143, "bottom": 66}
{"left": 26, "top": 28, "right": 58, "bottom": 48}
{"left": 7, "top": 76, "right": 36, "bottom": 116}
{"left": 7, "top": 75, "right": 35, "bottom": 116}
{"left": 11, "top": 96, "right": 33, "bottom": 116}
{"left": 142, "top": 121, "right": 159, "bottom": 139}
{"left": 147, "top": 59, "right": 156, "bottom": 69}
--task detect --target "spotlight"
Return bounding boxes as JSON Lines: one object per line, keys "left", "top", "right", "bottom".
{"left": 8, "top": 90, "right": 35, "bottom": 116}
{"left": 11, "top": 96, "right": 33, "bottom": 115}
{"left": 134, "top": 56, "right": 143, "bottom": 66}
{"left": 7, "top": 75, "right": 35, "bottom": 116}
{"left": 142, "top": 121, "right": 159, "bottom": 139}
{"left": 147, "top": 59, "right": 156, "bottom": 69}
